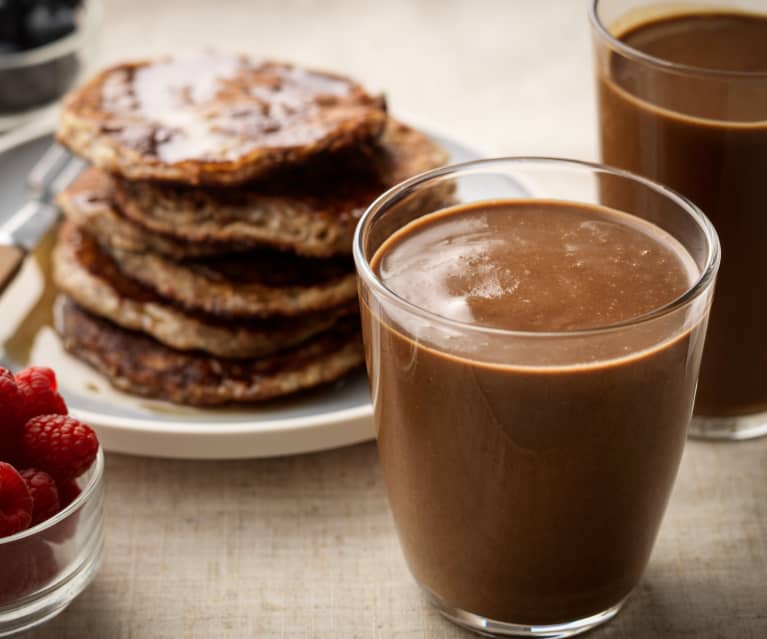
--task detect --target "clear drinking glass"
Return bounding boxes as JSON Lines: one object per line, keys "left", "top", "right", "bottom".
{"left": 354, "top": 158, "right": 719, "bottom": 637}
{"left": 591, "top": 0, "right": 767, "bottom": 439}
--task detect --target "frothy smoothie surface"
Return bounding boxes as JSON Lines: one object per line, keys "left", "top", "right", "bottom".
{"left": 374, "top": 199, "right": 697, "bottom": 332}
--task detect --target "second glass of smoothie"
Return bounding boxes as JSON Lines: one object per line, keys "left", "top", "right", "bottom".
{"left": 354, "top": 158, "right": 719, "bottom": 637}
{"left": 592, "top": 0, "right": 767, "bottom": 439}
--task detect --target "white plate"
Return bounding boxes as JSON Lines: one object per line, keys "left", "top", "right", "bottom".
{"left": 0, "top": 125, "right": 482, "bottom": 459}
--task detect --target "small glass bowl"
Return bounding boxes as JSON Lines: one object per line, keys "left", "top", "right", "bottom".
{"left": 0, "top": 0, "right": 102, "bottom": 133}
{"left": 0, "top": 449, "right": 104, "bottom": 637}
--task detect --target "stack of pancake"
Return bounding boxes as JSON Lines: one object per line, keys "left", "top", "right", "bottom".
{"left": 51, "top": 52, "right": 448, "bottom": 406}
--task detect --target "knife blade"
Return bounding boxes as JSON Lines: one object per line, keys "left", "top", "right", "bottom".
{"left": 0, "top": 145, "right": 83, "bottom": 295}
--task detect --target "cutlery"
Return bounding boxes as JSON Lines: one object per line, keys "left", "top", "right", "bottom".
{"left": 0, "top": 144, "right": 83, "bottom": 293}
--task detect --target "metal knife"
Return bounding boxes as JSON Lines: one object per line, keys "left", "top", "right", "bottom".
{"left": 0, "top": 145, "right": 84, "bottom": 293}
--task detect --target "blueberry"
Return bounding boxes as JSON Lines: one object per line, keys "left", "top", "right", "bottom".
{"left": 0, "top": 0, "right": 24, "bottom": 52}
{"left": 25, "top": 4, "right": 77, "bottom": 48}
{"left": 0, "top": 0, "right": 82, "bottom": 53}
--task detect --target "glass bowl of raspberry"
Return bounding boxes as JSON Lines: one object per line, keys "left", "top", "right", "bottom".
{"left": 0, "top": 368, "right": 104, "bottom": 636}
{"left": 0, "top": 450, "right": 103, "bottom": 635}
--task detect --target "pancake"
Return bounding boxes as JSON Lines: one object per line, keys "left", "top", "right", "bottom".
{"left": 56, "top": 169, "right": 232, "bottom": 260}
{"left": 91, "top": 225, "right": 357, "bottom": 318}
{"left": 56, "top": 297, "right": 364, "bottom": 406}
{"left": 57, "top": 52, "right": 387, "bottom": 185}
{"left": 111, "top": 120, "right": 451, "bottom": 257}
{"left": 53, "top": 222, "right": 356, "bottom": 359}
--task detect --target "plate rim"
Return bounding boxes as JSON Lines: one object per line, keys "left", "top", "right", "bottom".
{"left": 71, "top": 399, "right": 373, "bottom": 434}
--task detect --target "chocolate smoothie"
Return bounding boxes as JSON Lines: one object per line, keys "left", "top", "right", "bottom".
{"left": 596, "top": 11, "right": 767, "bottom": 417}
{"left": 361, "top": 199, "right": 708, "bottom": 624}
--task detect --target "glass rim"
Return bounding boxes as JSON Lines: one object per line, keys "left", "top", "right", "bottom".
{"left": 0, "top": 448, "right": 104, "bottom": 545}
{"left": 0, "top": 0, "right": 102, "bottom": 71}
{"left": 589, "top": 0, "right": 767, "bottom": 79}
{"left": 352, "top": 156, "right": 720, "bottom": 340}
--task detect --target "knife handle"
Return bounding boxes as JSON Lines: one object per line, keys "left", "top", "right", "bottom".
{"left": 0, "top": 245, "right": 25, "bottom": 294}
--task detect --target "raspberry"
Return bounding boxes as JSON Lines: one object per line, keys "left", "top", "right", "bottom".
{"left": 21, "top": 415, "right": 98, "bottom": 482}
{"left": 0, "top": 368, "right": 24, "bottom": 444}
{"left": 57, "top": 479, "right": 81, "bottom": 508}
{"left": 20, "top": 469, "right": 60, "bottom": 526}
{"left": 28, "top": 367, "right": 57, "bottom": 392}
{"left": 15, "top": 367, "right": 68, "bottom": 424}
{"left": 0, "top": 462, "right": 33, "bottom": 536}
{"left": 46, "top": 478, "right": 82, "bottom": 543}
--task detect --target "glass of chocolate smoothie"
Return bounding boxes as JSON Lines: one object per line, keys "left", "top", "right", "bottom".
{"left": 354, "top": 158, "right": 719, "bottom": 637}
{"left": 591, "top": 0, "right": 767, "bottom": 439}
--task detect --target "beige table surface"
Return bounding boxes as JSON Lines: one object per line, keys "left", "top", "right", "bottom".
{"left": 19, "top": 0, "right": 767, "bottom": 637}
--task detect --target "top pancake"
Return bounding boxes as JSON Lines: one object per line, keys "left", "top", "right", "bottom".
{"left": 110, "top": 120, "right": 450, "bottom": 257}
{"left": 57, "top": 52, "right": 388, "bottom": 185}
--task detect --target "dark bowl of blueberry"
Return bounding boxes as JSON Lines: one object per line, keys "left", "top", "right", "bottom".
{"left": 0, "top": 0, "right": 101, "bottom": 131}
